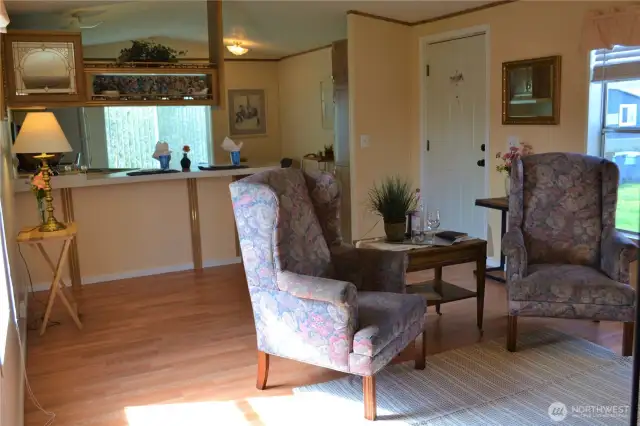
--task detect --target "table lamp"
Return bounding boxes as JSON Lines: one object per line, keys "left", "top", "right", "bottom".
{"left": 13, "top": 112, "right": 72, "bottom": 232}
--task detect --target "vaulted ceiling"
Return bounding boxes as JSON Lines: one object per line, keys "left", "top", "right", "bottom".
{"left": 5, "top": 1, "right": 497, "bottom": 59}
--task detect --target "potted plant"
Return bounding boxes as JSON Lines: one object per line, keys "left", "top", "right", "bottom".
{"left": 496, "top": 142, "right": 533, "bottom": 196}
{"left": 323, "top": 144, "right": 334, "bottom": 161}
{"left": 118, "top": 40, "right": 187, "bottom": 64}
{"left": 368, "top": 176, "right": 417, "bottom": 242}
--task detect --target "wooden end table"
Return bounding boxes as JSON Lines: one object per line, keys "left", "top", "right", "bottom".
{"left": 18, "top": 222, "right": 83, "bottom": 335}
{"left": 474, "top": 197, "right": 508, "bottom": 283}
{"left": 356, "top": 238, "right": 487, "bottom": 332}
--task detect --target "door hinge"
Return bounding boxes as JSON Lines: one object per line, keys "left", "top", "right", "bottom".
{"left": 426, "top": 65, "right": 430, "bottom": 77}
{"left": 427, "top": 140, "right": 430, "bottom": 151}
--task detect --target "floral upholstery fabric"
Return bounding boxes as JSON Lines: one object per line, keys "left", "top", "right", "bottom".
{"left": 331, "top": 244, "right": 408, "bottom": 293}
{"left": 304, "top": 169, "right": 343, "bottom": 247}
{"left": 230, "top": 168, "right": 426, "bottom": 377}
{"left": 350, "top": 316, "right": 426, "bottom": 376}
{"left": 504, "top": 153, "right": 638, "bottom": 323}
{"left": 601, "top": 227, "right": 638, "bottom": 284}
{"left": 515, "top": 153, "right": 607, "bottom": 267}
{"left": 277, "top": 270, "right": 357, "bottom": 305}
{"left": 353, "top": 291, "right": 426, "bottom": 357}
{"left": 509, "top": 264, "right": 635, "bottom": 306}
{"left": 249, "top": 286, "right": 356, "bottom": 372}
{"left": 508, "top": 300, "right": 635, "bottom": 322}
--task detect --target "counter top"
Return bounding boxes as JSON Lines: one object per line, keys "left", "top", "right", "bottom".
{"left": 14, "top": 164, "right": 279, "bottom": 193}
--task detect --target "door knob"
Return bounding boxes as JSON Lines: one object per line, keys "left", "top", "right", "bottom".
{"left": 481, "top": 144, "right": 485, "bottom": 152}
{"left": 477, "top": 159, "right": 485, "bottom": 167}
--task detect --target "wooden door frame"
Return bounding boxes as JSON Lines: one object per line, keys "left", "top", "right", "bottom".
{"left": 419, "top": 25, "right": 491, "bottom": 244}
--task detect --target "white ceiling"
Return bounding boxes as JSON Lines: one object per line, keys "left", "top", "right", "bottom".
{"left": 5, "top": 1, "right": 496, "bottom": 58}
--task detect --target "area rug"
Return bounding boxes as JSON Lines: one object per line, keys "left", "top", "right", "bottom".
{"left": 288, "top": 329, "right": 634, "bottom": 425}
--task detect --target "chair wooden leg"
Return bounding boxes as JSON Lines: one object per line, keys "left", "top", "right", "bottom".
{"left": 363, "top": 375, "right": 376, "bottom": 421}
{"left": 507, "top": 315, "right": 517, "bottom": 352}
{"left": 256, "top": 350, "right": 269, "bottom": 390}
{"left": 415, "top": 329, "right": 427, "bottom": 370}
{"left": 623, "top": 322, "right": 634, "bottom": 357}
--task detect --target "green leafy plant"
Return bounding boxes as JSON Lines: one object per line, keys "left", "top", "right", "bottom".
{"left": 368, "top": 176, "right": 417, "bottom": 223}
{"left": 118, "top": 40, "right": 187, "bottom": 63}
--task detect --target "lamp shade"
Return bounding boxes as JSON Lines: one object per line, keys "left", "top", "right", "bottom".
{"left": 13, "top": 112, "right": 72, "bottom": 154}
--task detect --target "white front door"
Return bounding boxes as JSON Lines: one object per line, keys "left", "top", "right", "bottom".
{"left": 423, "top": 33, "right": 487, "bottom": 238}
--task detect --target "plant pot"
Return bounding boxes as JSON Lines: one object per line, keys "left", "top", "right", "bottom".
{"left": 384, "top": 221, "right": 406, "bottom": 242}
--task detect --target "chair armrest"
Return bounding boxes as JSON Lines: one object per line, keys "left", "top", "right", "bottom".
{"left": 276, "top": 270, "right": 357, "bottom": 305}
{"left": 331, "top": 244, "right": 408, "bottom": 293}
{"left": 502, "top": 229, "right": 528, "bottom": 283}
{"left": 601, "top": 228, "right": 638, "bottom": 283}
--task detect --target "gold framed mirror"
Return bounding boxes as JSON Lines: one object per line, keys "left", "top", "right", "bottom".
{"left": 502, "top": 55, "right": 561, "bottom": 125}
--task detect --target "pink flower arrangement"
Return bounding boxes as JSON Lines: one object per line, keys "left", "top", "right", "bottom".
{"left": 496, "top": 142, "right": 533, "bottom": 176}
{"left": 31, "top": 171, "right": 46, "bottom": 200}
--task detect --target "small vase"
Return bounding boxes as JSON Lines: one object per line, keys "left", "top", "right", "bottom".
{"left": 180, "top": 153, "right": 191, "bottom": 171}
{"left": 37, "top": 198, "right": 46, "bottom": 225}
{"left": 384, "top": 221, "right": 406, "bottom": 242}
{"left": 504, "top": 175, "right": 510, "bottom": 198}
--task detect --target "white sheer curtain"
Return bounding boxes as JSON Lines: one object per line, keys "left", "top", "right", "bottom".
{"left": 103, "top": 106, "right": 212, "bottom": 170}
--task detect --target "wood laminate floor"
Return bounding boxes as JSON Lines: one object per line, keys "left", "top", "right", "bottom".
{"left": 24, "top": 263, "right": 628, "bottom": 425}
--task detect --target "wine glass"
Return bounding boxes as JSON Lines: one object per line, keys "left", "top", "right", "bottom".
{"left": 425, "top": 210, "right": 440, "bottom": 244}
{"left": 427, "top": 210, "right": 441, "bottom": 232}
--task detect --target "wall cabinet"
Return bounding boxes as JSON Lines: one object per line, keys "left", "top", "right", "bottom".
{"left": 84, "top": 62, "right": 218, "bottom": 107}
{"left": 332, "top": 39, "right": 348, "bottom": 87}
{"left": 3, "top": 31, "right": 86, "bottom": 106}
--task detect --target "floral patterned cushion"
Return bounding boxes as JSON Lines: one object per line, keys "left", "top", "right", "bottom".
{"left": 233, "top": 168, "right": 333, "bottom": 278}
{"left": 353, "top": 291, "right": 426, "bottom": 357}
{"left": 304, "top": 169, "right": 343, "bottom": 247}
{"left": 509, "top": 264, "right": 635, "bottom": 306}
{"left": 518, "top": 153, "right": 607, "bottom": 267}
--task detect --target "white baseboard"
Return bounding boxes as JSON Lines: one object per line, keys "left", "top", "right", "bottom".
{"left": 30, "top": 257, "right": 242, "bottom": 292}
{"left": 487, "top": 257, "right": 501, "bottom": 268}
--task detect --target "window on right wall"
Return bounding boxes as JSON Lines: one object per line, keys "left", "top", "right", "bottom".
{"left": 588, "top": 46, "right": 640, "bottom": 234}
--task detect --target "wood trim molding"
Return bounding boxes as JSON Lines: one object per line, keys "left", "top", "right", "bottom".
{"left": 410, "top": 0, "right": 516, "bottom": 26}
{"left": 279, "top": 44, "right": 332, "bottom": 61}
{"left": 225, "top": 58, "right": 280, "bottom": 62}
{"left": 346, "top": 9, "right": 410, "bottom": 26}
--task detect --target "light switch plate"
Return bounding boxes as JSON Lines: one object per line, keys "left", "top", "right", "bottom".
{"left": 360, "top": 135, "right": 371, "bottom": 148}
{"left": 507, "top": 136, "right": 520, "bottom": 149}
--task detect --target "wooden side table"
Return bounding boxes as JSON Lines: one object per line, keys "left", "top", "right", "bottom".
{"left": 18, "top": 222, "right": 83, "bottom": 335}
{"left": 475, "top": 197, "right": 508, "bottom": 283}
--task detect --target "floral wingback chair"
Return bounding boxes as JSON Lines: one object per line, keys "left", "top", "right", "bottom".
{"left": 230, "top": 168, "right": 427, "bottom": 421}
{"left": 502, "top": 153, "right": 638, "bottom": 355}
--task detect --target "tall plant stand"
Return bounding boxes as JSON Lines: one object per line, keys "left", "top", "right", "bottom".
{"left": 18, "top": 222, "right": 83, "bottom": 335}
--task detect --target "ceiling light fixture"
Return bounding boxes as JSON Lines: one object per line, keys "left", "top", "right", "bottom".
{"left": 226, "top": 41, "right": 248, "bottom": 56}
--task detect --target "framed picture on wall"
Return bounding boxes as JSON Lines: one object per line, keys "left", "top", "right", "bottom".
{"left": 228, "top": 89, "right": 267, "bottom": 137}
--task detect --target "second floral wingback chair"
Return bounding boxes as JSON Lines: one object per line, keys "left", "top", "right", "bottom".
{"left": 502, "top": 153, "right": 638, "bottom": 355}
{"left": 230, "top": 168, "right": 427, "bottom": 421}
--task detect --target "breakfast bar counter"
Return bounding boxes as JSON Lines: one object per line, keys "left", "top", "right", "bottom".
{"left": 13, "top": 165, "right": 278, "bottom": 291}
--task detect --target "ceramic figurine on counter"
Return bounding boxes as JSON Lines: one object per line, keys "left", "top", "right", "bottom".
{"left": 181, "top": 145, "right": 192, "bottom": 172}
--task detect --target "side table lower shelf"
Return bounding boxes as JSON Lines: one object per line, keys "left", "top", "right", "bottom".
{"left": 407, "top": 280, "right": 477, "bottom": 306}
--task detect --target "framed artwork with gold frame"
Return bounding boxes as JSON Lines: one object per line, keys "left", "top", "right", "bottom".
{"left": 502, "top": 55, "right": 561, "bottom": 125}
{"left": 3, "top": 31, "right": 86, "bottom": 106}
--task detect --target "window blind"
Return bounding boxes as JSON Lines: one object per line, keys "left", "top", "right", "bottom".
{"left": 592, "top": 45, "right": 640, "bottom": 82}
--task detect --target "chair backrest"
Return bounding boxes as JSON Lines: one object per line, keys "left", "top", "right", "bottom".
{"left": 303, "top": 169, "right": 343, "bottom": 247}
{"left": 508, "top": 152, "right": 619, "bottom": 267}
{"left": 229, "top": 168, "right": 333, "bottom": 290}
